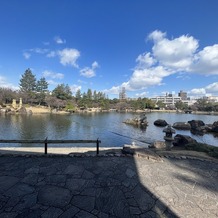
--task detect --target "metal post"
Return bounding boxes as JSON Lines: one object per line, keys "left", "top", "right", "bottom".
{"left": 44, "top": 137, "right": 48, "bottom": 155}
{"left": 96, "top": 138, "right": 99, "bottom": 155}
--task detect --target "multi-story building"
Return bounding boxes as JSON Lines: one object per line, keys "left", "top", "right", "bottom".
{"left": 119, "top": 87, "right": 127, "bottom": 101}
{"left": 150, "top": 95, "right": 181, "bottom": 107}
{"left": 178, "top": 90, "right": 187, "bottom": 100}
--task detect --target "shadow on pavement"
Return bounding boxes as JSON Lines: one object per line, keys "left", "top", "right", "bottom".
{"left": 0, "top": 148, "right": 180, "bottom": 217}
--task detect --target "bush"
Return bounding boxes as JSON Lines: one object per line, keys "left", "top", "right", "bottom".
{"left": 185, "top": 143, "right": 218, "bottom": 158}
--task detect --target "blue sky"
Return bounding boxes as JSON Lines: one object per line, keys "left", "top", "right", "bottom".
{"left": 0, "top": 0, "right": 218, "bottom": 99}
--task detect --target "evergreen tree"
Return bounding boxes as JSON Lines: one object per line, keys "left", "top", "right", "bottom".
{"left": 87, "top": 89, "right": 92, "bottom": 100}
{"left": 75, "top": 89, "right": 81, "bottom": 101}
{"left": 36, "top": 77, "right": 49, "bottom": 105}
{"left": 52, "top": 84, "right": 72, "bottom": 100}
{"left": 19, "top": 68, "right": 37, "bottom": 103}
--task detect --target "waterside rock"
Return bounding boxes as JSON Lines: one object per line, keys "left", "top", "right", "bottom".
{"left": 149, "top": 141, "right": 166, "bottom": 149}
{"left": 154, "top": 119, "right": 168, "bottom": 127}
{"left": 211, "top": 121, "right": 218, "bottom": 133}
{"left": 187, "top": 120, "right": 207, "bottom": 135}
{"left": 123, "top": 114, "right": 148, "bottom": 128}
{"left": 173, "top": 134, "right": 197, "bottom": 147}
{"left": 172, "top": 122, "right": 191, "bottom": 130}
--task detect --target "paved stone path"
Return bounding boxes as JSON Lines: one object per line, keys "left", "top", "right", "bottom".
{"left": 0, "top": 155, "right": 217, "bottom": 217}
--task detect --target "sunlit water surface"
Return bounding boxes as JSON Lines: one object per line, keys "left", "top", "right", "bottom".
{"left": 0, "top": 112, "right": 217, "bottom": 147}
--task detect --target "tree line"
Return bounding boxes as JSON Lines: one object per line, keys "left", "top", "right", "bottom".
{"left": 0, "top": 68, "right": 218, "bottom": 112}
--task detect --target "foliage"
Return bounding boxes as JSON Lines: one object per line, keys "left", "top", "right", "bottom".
{"left": 52, "top": 84, "right": 72, "bottom": 100}
{"left": 65, "top": 100, "right": 76, "bottom": 111}
{"left": 3, "top": 68, "right": 218, "bottom": 112}
{"left": 193, "top": 98, "right": 217, "bottom": 112}
{"left": 155, "top": 100, "right": 166, "bottom": 109}
{"left": 185, "top": 143, "right": 218, "bottom": 158}
{"left": 0, "top": 88, "right": 16, "bottom": 104}
{"left": 19, "top": 69, "right": 36, "bottom": 100}
{"left": 36, "top": 77, "right": 48, "bottom": 105}
{"left": 175, "top": 100, "right": 188, "bottom": 110}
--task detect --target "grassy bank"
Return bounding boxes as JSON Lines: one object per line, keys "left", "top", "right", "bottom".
{"left": 185, "top": 143, "right": 218, "bottom": 158}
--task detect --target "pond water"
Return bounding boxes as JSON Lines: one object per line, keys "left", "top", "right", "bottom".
{"left": 0, "top": 112, "right": 217, "bottom": 147}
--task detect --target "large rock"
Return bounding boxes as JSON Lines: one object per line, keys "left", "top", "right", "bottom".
{"left": 17, "top": 106, "right": 27, "bottom": 114}
{"left": 188, "top": 120, "right": 206, "bottom": 134}
{"left": 154, "top": 119, "right": 168, "bottom": 127}
{"left": 211, "top": 121, "right": 218, "bottom": 133}
{"left": 149, "top": 141, "right": 166, "bottom": 149}
{"left": 173, "top": 134, "right": 197, "bottom": 147}
{"left": 188, "top": 120, "right": 205, "bottom": 129}
{"left": 172, "top": 122, "right": 191, "bottom": 130}
{"left": 123, "top": 114, "right": 148, "bottom": 128}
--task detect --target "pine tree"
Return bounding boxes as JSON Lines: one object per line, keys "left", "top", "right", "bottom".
{"left": 75, "top": 89, "right": 81, "bottom": 101}
{"left": 36, "top": 77, "right": 48, "bottom": 105}
{"left": 52, "top": 84, "right": 72, "bottom": 100}
{"left": 19, "top": 68, "right": 37, "bottom": 103}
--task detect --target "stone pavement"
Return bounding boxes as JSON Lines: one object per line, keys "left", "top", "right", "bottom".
{"left": 0, "top": 154, "right": 217, "bottom": 218}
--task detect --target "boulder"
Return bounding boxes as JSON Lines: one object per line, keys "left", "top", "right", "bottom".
{"left": 211, "top": 121, "right": 218, "bottom": 133}
{"left": 188, "top": 120, "right": 205, "bottom": 129}
{"left": 154, "top": 119, "right": 168, "bottom": 127}
{"left": 188, "top": 120, "right": 206, "bottom": 135}
{"left": 17, "top": 106, "right": 27, "bottom": 114}
{"left": 123, "top": 114, "right": 148, "bottom": 128}
{"left": 173, "top": 134, "right": 197, "bottom": 147}
{"left": 149, "top": 141, "right": 166, "bottom": 149}
{"left": 172, "top": 122, "right": 191, "bottom": 130}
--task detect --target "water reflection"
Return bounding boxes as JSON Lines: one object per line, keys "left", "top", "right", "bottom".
{"left": 0, "top": 112, "right": 218, "bottom": 147}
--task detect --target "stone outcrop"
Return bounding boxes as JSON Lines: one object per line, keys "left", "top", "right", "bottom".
{"left": 172, "top": 122, "right": 191, "bottom": 130}
{"left": 173, "top": 134, "right": 197, "bottom": 147}
{"left": 16, "top": 106, "right": 27, "bottom": 114}
{"left": 149, "top": 141, "right": 166, "bottom": 149}
{"left": 123, "top": 114, "right": 148, "bottom": 128}
{"left": 0, "top": 106, "right": 31, "bottom": 115}
{"left": 188, "top": 120, "right": 206, "bottom": 134}
{"left": 188, "top": 120, "right": 205, "bottom": 129}
{"left": 154, "top": 119, "right": 168, "bottom": 127}
{"left": 211, "top": 121, "right": 218, "bottom": 133}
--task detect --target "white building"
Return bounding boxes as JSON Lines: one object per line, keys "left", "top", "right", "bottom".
{"left": 150, "top": 96, "right": 182, "bottom": 106}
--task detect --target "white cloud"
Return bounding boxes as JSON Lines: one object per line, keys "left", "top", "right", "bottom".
{"left": 47, "top": 80, "right": 59, "bottom": 86}
{"left": 103, "top": 86, "right": 120, "bottom": 95}
{"left": 80, "top": 67, "right": 95, "bottom": 78}
{"left": 31, "top": 48, "right": 49, "bottom": 54}
{"left": 23, "top": 52, "right": 31, "bottom": 59}
{"left": 46, "top": 51, "right": 57, "bottom": 58}
{"left": 105, "top": 30, "right": 218, "bottom": 94}
{"left": 189, "top": 82, "right": 218, "bottom": 96}
{"left": 42, "top": 70, "right": 64, "bottom": 79}
{"left": 80, "top": 61, "right": 99, "bottom": 78}
{"left": 148, "top": 30, "right": 166, "bottom": 42}
{"left": 124, "top": 66, "right": 172, "bottom": 91}
{"left": 77, "top": 79, "right": 87, "bottom": 84}
{"left": 0, "top": 76, "right": 18, "bottom": 90}
{"left": 135, "top": 91, "right": 149, "bottom": 97}
{"left": 190, "top": 44, "right": 218, "bottom": 75}
{"left": 205, "top": 82, "right": 218, "bottom": 93}
{"left": 149, "top": 31, "right": 199, "bottom": 70}
{"left": 58, "top": 48, "right": 80, "bottom": 68}
{"left": 92, "top": 61, "right": 99, "bottom": 69}
{"left": 54, "top": 36, "right": 66, "bottom": 44}
{"left": 136, "top": 52, "right": 156, "bottom": 68}
{"left": 189, "top": 88, "right": 206, "bottom": 95}
{"left": 70, "top": 84, "right": 81, "bottom": 93}
{"left": 23, "top": 48, "right": 49, "bottom": 59}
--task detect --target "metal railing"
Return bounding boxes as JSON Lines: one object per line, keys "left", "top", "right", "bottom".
{"left": 0, "top": 138, "right": 101, "bottom": 155}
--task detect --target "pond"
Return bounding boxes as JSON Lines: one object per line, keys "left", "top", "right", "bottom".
{"left": 0, "top": 112, "right": 217, "bottom": 147}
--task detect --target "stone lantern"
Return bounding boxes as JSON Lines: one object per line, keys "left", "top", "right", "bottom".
{"left": 163, "top": 125, "right": 176, "bottom": 150}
